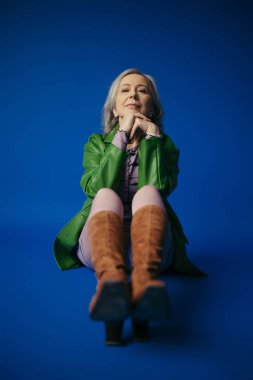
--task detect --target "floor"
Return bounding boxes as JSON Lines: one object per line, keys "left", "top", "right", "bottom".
{"left": 1, "top": 224, "right": 253, "bottom": 380}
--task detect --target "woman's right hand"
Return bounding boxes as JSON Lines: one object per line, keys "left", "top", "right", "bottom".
{"left": 118, "top": 111, "right": 150, "bottom": 135}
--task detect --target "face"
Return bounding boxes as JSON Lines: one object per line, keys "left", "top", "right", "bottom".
{"left": 113, "top": 74, "right": 153, "bottom": 118}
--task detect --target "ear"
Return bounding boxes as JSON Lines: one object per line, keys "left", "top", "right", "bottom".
{"left": 113, "top": 109, "right": 119, "bottom": 117}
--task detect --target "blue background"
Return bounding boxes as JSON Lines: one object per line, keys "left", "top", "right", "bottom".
{"left": 1, "top": 1, "right": 253, "bottom": 379}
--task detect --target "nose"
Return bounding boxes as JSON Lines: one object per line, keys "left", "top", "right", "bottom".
{"left": 129, "top": 88, "right": 138, "bottom": 99}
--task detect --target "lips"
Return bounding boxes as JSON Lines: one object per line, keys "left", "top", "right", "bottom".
{"left": 125, "top": 103, "right": 140, "bottom": 108}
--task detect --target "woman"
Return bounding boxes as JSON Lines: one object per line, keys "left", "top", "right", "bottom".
{"left": 54, "top": 68, "right": 206, "bottom": 344}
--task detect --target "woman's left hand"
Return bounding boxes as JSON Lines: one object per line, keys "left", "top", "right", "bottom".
{"left": 129, "top": 118, "right": 160, "bottom": 140}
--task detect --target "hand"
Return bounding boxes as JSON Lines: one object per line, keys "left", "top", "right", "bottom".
{"left": 118, "top": 111, "right": 151, "bottom": 135}
{"left": 129, "top": 118, "right": 160, "bottom": 140}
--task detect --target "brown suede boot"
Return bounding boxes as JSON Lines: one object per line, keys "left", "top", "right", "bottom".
{"left": 130, "top": 204, "right": 171, "bottom": 320}
{"left": 88, "top": 210, "right": 130, "bottom": 321}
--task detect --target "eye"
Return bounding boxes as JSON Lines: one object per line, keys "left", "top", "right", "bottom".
{"left": 138, "top": 88, "right": 147, "bottom": 93}
{"left": 121, "top": 88, "right": 129, "bottom": 92}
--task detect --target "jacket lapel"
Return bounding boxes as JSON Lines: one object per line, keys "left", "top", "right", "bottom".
{"left": 103, "top": 125, "right": 119, "bottom": 143}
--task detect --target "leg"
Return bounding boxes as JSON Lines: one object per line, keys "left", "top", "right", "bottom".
{"left": 132, "top": 184, "right": 174, "bottom": 271}
{"left": 77, "top": 188, "right": 124, "bottom": 268}
{"left": 80, "top": 189, "right": 129, "bottom": 345}
{"left": 132, "top": 184, "right": 166, "bottom": 215}
{"left": 130, "top": 185, "right": 171, "bottom": 321}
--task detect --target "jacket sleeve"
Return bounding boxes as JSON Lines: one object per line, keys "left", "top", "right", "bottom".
{"left": 138, "top": 134, "right": 179, "bottom": 197}
{"left": 80, "top": 133, "right": 127, "bottom": 198}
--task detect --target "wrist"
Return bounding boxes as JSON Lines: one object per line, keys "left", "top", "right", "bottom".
{"left": 118, "top": 128, "right": 130, "bottom": 136}
{"left": 146, "top": 125, "right": 159, "bottom": 135}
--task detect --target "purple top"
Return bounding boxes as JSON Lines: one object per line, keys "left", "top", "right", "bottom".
{"left": 112, "top": 130, "right": 161, "bottom": 224}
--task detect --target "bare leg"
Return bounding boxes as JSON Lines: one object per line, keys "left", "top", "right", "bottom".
{"left": 132, "top": 185, "right": 166, "bottom": 215}
{"left": 77, "top": 188, "right": 124, "bottom": 268}
{"left": 89, "top": 188, "right": 124, "bottom": 219}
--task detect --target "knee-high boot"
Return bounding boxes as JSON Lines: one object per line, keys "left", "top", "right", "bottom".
{"left": 87, "top": 210, "right": 130, "bottom": 321}
{"left": 130, "top": 204, "right": 171, "bottom": 320}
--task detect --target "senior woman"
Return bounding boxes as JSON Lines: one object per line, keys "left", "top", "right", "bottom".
{"left": 54, "top": 68, "right": 206, "bottom": 345}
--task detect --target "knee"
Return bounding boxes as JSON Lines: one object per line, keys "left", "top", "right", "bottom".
{"left": 137, "top": 185, "right": 158, "bottom": 196}
{"left": 92, "top": 188, "right": 123, "bottom": 216}
{"left": 132, "top": 185, "right": 165, "bottom": 214}
{"left": 95, "top": 188, "right": 119, "bottom": 200}
{"left": 139, "top": 185, "right": 158, "bottom": 193}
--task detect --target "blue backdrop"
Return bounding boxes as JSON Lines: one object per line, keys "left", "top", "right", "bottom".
{"left": 1, "top": 1, "right": 253, "bottom": 379}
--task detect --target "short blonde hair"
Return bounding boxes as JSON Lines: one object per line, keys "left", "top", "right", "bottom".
{"left": 102, "top": 68, "right": 164, "bottom": 133}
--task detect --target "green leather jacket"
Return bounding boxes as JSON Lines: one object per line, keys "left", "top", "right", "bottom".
{"left": 54, "top": 125, "right": 206, "bottom": 277}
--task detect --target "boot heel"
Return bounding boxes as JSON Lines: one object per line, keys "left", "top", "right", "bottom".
{"left": 105, "top": 321, "right": 124, "bottom": 346}
{"left": 132, "top": 318, "right": 150, "bottom": 342}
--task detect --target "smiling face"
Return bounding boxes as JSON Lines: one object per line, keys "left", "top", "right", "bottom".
{"left": 113, "top": 74, "right": 153, "bottom": 118}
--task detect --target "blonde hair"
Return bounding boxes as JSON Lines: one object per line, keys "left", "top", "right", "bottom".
{"left": 102, "top": 68, "right": 164, "bottom": 133}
